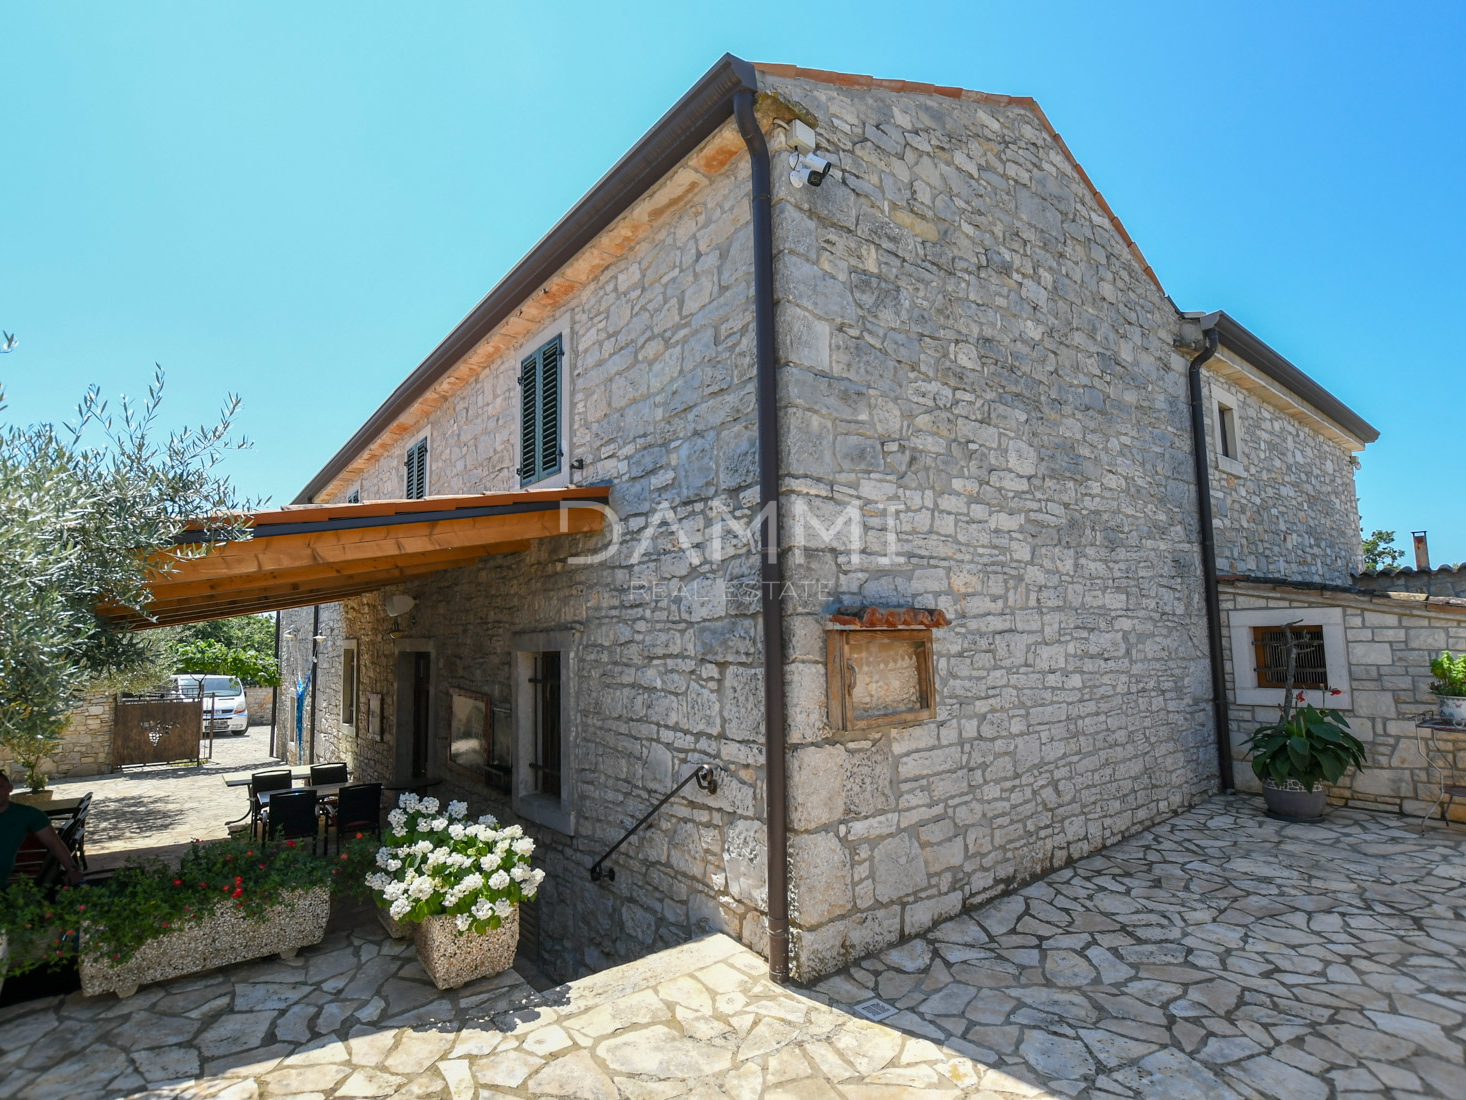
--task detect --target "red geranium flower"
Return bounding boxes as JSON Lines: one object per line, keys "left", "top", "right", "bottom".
{"left": 174, "top": 879, "right": 183, "bottom": 886}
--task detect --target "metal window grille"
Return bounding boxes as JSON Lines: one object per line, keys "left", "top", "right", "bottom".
{"left": 529, "top": 652, "right": 562, "bottom": 798}
{"left": 347, "top": 490, "right": 360, "bottom": 504}
{"left": 1252, "top": 625, "right": 1328, "bottom": 689}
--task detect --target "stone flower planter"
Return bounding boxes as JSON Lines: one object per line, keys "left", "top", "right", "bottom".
{"left": 378, "top": 906, "right": 413, "bottom": 940}
{"left": 81, "top": 886, "right": 330, "bottom": 999}
{"left": 1262, "top": 777, "right": 1328, "bottom": 822}
{"left": 413, "top": 906, "right": 518, "bottom": 990}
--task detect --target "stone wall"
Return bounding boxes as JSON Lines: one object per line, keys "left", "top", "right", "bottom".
{"left": 274, "top": 605, "right": 350, "bottom": 768}
{"left": 1354, "top": 564, "right": 1466, "bottom": 600}
{"left": 1201, "top": 352, "right": 1363, "bottom": 585}
{"left": 1219, "top": 581, "right": 1466, "bottom": 823}
{"left": 293, "top": 115, "right": 770, "bottom": 984}
{"left": 760, "top": 73, "right": 1221, "bottom": 978}
{"left": 0, "top": 693, "right": 114, "bottom": 780}
{"left": 245, "top": 686, "right": 275, "bottom": 726}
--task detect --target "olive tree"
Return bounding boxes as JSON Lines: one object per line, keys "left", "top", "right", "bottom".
{"left": 0, "top": 369, "right": 251, "bottom": 787}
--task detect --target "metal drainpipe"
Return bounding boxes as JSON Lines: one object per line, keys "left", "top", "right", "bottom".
{"left": 733, "top": 89, "right": 790, "bottom": 983}
{"left": 308, "top": 604, "right": 321, "bottom": 766}
{"left": 270, "top": 610, "right": 281, "bottom": 759}
{"left": 1187, "top": 327, "right": 1235, "bottom": 791}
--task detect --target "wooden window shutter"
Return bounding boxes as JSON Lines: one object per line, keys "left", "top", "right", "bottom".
{"left": 519, "top": 335, "right": 563, "bottom": 484}
{"left": 404, "top": 437, "right": 428, "bottom": 499}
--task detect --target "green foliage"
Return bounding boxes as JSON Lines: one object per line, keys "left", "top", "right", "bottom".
{"left": 1242, "top": 703, "right": 1368, "bottom": 793}
{"left": 173, "top": 637, "right": 281, "bottom": 687}
{"left": 0, "top": 834, "right": 378, "bottom": 977}
{"left": 1430, "top": 650, "right": 1466, "bottom": 697}
{"left": 0, "top": 369, "right": 251, "bottom": 778}
{"left": 1361, "top": 528, "right": 1405, "bottom": 571}
{"left": 365, "top": 793, "right": 544, "bottom": 934}
{"left": 175, "top": 614, "right": 275, "bottom": 654}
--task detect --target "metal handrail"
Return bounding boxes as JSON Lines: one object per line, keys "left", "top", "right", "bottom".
{"left": 589, "top": 764, "right": 718, "bottom": 882}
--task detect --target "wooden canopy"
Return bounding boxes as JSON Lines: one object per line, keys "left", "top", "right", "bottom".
{"left": 114, "top": 485, "right": 611, "bottom": 628}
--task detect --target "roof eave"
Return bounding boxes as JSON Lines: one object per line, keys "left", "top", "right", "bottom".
{"left": 1190, "top": 310, "right": 1379, "bottom": 445}
{"left": 293, "top": 54, "right": 758, "bottom": 504}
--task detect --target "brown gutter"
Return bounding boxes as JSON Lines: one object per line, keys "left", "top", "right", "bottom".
{"left": 294, "top": 55, "right": 759, "bottom": 505}
{"left": 733, "top": 89, "right": 789, "bottom": 983}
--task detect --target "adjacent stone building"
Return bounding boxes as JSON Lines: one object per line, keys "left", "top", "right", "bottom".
{"left": 275, "top": 57, "right": 1384, "bottom": 982}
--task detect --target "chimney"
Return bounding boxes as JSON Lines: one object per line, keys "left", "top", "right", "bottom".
{"left": 1413, "top": 530, "right": 1430, "bottom": 571}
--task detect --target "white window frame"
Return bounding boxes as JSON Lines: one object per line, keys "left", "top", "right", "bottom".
{"left": 517, "top": 321, "right": 573, "bottom": 490}
{"left": 1210, "top": 381, "right": 1245, "bottom": 477}
{"left": 340, "top": 639, "right": 358, "bottom": 731}
{"left": 510, "top": 629, "right": 577, "bottom": 835}
{"left": 1227, "top": 606, "right": 1351, "bottom": 709}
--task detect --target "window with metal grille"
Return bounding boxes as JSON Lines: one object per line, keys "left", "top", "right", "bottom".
{"left": 519, "top": 336, "right": 563, "bottom": 485}
{"left": 1252, "top": 625, "right": 1328, "bottom": 689}
{"left": 404, "top": 437, "right": 428, "bottom": 499}
{"left": 529, "top": 651, "right": 561, "bottom": 798}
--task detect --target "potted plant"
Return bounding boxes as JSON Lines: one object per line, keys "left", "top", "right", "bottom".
{"left": 75, "top": 834, "right": 375, "bottom": 998}
{"left": 1243, "top": 691, "right": 1368, "bottom": 821}
{"left": 365, "top": 793, "right": 544, "bottom": 990}
{"left": 1431, "top": 651, "right": 1466, "bottom": 726}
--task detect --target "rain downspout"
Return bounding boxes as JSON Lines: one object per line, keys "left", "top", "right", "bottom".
{"left": 308, "top": 604, "right": 321, "bottom": 766}
{"left": 733, "top": 89, "right": 790, "bottom": 982}
{"left": 1187, "top": 327, "right": 1235, "bottom": 791}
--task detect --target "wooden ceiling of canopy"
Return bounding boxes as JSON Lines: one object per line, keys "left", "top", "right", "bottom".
{"left": 109, "top": 485, "right": 612, "bottom": 628}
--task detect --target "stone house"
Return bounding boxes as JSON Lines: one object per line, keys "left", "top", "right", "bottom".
{"left": 264, "top": 56, "right": 1391, "bottom": 983}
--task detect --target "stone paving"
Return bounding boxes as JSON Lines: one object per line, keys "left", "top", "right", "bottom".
{"left": 46, "top": 725, "right": 285, "bottom": 870}
{"left": 1, "top": 796, "right": 1463, "bottom": 1099}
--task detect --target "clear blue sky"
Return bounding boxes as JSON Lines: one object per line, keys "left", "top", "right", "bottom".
{"left": 4, "top": 2, "right": 1463, "bottom": 564}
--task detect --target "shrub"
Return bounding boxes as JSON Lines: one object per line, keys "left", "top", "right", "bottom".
{"left": 1243, "top": 700, "right": 1368, "bottom": 793}
{"left": 1430, "top": 651, "right": 1466, "bottom": 697}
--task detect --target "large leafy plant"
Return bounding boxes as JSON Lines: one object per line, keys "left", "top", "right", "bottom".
{"left": 365, "top": 793, "right": 544, "bottom": 934}
{"left": 0, "top": 369, "right": 252, "bottom": 780}
{"left": 1430, "top": 651, "right": 1466, "bottom": 698}
{"left": 1243, "top": 700, "right": 1367, "bottom": 792}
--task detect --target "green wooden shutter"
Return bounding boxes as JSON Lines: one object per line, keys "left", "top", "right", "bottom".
{"left": 404, "top": 437, "right": 427, "bottom": 499}
{"left": 519, "top": 336, "right": 563, "bottom": 484}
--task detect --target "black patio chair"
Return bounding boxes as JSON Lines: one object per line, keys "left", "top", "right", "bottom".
{"left": 263, "top": 788, "right": 322, "bottom": 853}
{"left": 309, "top": 761, "right": 349, "bottom": 786}
{"left": 68, "top": 792, "right": 93, "bottom": 870}
{"left": 249, "top": 769, "right": 294, "bottom": 839}
{"left": 329, "top": 782, "right": 383, "bottom": 853}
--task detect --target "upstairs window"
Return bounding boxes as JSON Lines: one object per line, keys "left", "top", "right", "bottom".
{"left": 404, "top": 436, "right": 428, "bottom": 499}
{"left": 1217, "top": 401, "right": 1239, "bottom": 461}
{"left": 347, "top": 489, "right": 360, "bottom": 504}
{"left": 519, "top": 335, "right": 563, "bottom": 485}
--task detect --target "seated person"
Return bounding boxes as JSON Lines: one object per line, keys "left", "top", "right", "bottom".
{"left": 0, "top": 772, "right": 83, "bottom": 887}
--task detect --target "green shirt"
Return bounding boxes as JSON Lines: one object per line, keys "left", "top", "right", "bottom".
{"left": 0, "top": 802, "right": 52, "bottom": 886}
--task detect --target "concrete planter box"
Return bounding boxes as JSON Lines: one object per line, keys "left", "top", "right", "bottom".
{"left": 80, "top": 886, "right": 330, "bottom": 999}
{"left": 378, "top": 906, "right": 413, "bottom": 940}
{"left": 1262, "top": 778, "right": 1328, "bottom": 821}
{"left": 413, "top": 906, "right": 518, "bottom": 990}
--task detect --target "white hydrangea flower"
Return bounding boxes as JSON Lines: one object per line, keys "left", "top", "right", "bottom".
{"left": 459, "top": 872, "right": 484, "bottom": 893}
{"left": 510, "top": 864, "right": 530, "bottom": 882}
{"left": 375, "top": 849, "right": 392, "bottom": 868}
{"left": 488, "top": 870, "right": 511, "bottom": 891}
{"left": 384, "top": 882, "right": 406, "bottom": 901}
{"left": 530, "top": 868, "right": 546, "bottom": 887}
{"left": 479, "top": 854, "right": 497, "bottom": 872}
{"left": 448, "top": 823, "right": 465, "bottom": 841}
{"left": 447, "top": 800, "right": 468, "bottom": 819}
{"left": 421, "top": 796, "right": 440, "bottom": 814}
{"left": 471, "top": 898, "right": 493, "bottom": 920}
{"left": 391, "top": 822, "right": 407, "bottom": 837}
{"left": 408, "top": 877, "right": 435, "bottom": 899}
{"left": 455, "top": 913, "right": 471, "bottom": 932}
{"left": 428, "top": 817, "right": 448, "bottom": 832}
{"left": 387, "top": 858, "right": 402, "bottom": 872}
{"left": 413, "top": 839, "right": 434, "bottom": 855}
{"left": 477, "top": 813, "right": 499, "bottom": 827}
{"left": 502, "top": 825, "right": 524, "bottom": 839}
{"left": 494, "top": 898, "right": 513, "bottom": 917}
{"left": 388, "top": 808, "right": 406, "bottom": 828}
{"left": 512, "top": 837, "right": 535, "bottom": 857}
{"left": 389, "top": 897, "right": 410, "bottom": 919}
{"left": 400, "top": 793, "right": 421, "bottom": 812}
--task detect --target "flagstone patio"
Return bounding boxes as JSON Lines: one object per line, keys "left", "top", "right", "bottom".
{"left": 1, "top": 796, "right": 1462, "bottom": 1099}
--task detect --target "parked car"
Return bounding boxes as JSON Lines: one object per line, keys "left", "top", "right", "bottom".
{"left": 171, "top": 674, "right": 250, "bottom": 735}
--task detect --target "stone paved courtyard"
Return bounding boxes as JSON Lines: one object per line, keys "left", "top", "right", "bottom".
{"left": 1, "top": 796, "right": 1463, "bottom": 1099}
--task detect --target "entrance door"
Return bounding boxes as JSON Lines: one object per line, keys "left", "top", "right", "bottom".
{"left": 409, "top": 651, "right": 431, "bottom": 778}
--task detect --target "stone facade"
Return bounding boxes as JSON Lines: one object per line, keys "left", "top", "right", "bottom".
{"left": 276, "top": 69, "right": 1375, "bottom": 984}
{"left": 1219, "top": 580, "right": 1466, "bottom": 823}
{"left": 1202, "top": 349, "right": 1364, "bottom": 585}
{"left": 0, "top": 693, "right": 114, "bottom": 780}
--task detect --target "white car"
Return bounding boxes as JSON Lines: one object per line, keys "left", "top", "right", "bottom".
{"left": 172, "top": 674, "right": 250, "bottom": 735}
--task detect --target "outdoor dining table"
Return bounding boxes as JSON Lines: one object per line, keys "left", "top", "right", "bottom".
{"left": 11, "top": 794, "right": 86, "bottom": 819}
{"left": 253, "top": 782, "right": 350, "bottom": 806}
{"left": 222, "top": 769, "right": 315, "bottom": 788}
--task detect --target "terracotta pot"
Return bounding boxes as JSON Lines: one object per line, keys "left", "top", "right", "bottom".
{"left": 1262, "top": 778, "right": 1328, "bottom": 821}
{"left": 81, "top": 886, "right": 330, "bottom": 999}
{"left": 413, "top": 906, "right": 519, "bottom": 991}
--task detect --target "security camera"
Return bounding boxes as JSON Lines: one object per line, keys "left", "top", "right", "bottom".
{"left": 789, "top": 151, "right": 830, "bottom": 188}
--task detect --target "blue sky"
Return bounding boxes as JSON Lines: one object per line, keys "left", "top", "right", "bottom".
{"left": 3, "top": 2, "right": 1463, "bottom": 564}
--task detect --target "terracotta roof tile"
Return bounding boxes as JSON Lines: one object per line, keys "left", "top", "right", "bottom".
{"left": 754, "top": 63, "right": 1162, "bottom": 292}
